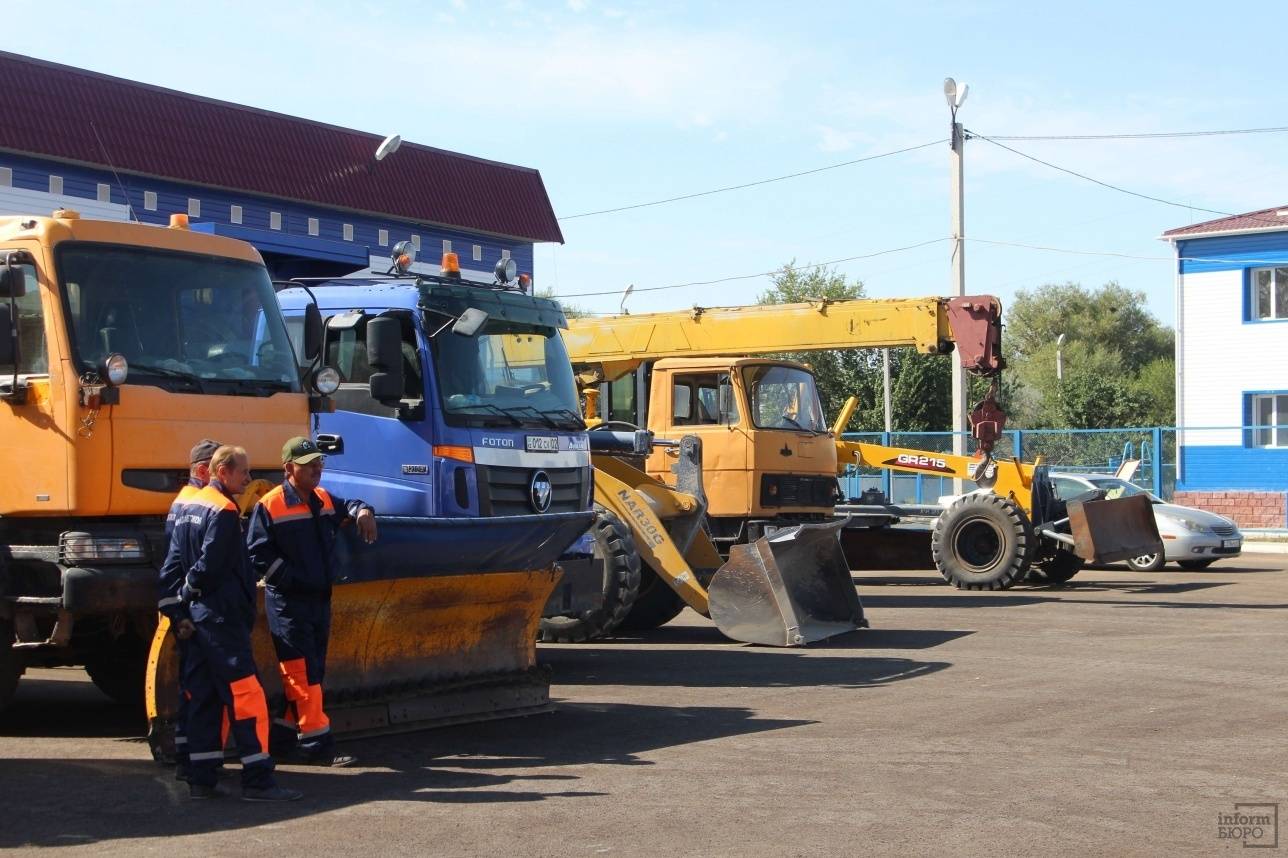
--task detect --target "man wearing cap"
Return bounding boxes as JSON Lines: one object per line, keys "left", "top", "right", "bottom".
{"left": 247, "top": 436, "right": 377, "bottom": 765}
{"left": 156, "top": 438, "right": 220, "bottom": 783}
{"left": 175, "top": 445, "right": 301, "bottom": 801}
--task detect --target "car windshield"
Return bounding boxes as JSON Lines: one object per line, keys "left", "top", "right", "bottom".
{"left": 1085, "top": 478, "right": 1160, "bottom": 502}
{"left": 56, "top": 242, "right": 299, "bottom": 392}
{"left": 429, "top": 318, "right": 583, "bottom": 429}
{"left": 743, "top": 364, "right": 827, "bottom": 433}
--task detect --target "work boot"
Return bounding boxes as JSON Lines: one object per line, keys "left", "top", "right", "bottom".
{"left": 241, "top": 785, "right": 304, "bottom": 803}
{"left": 177, "top": 764, "right": 232, "bottom": 782}
{"left": 189, "top": 783, "right": 227, "bottom": 799}
{"left": 295, "top": 750, "right": 354, "bottom": 768}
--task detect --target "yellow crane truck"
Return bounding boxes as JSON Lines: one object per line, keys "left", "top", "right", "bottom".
{"left": 562, "top": 295, "right": 1160, "bottom": 609}
{"left": 0, "top": 212, "right": 592, "bottom": 745}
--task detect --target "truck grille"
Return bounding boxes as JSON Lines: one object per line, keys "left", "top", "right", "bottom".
{"left": 476, "top": 465, "right": 590, "bottom": 516}
{"left": 760, "top": 474, "right": 841, "bottom": 508}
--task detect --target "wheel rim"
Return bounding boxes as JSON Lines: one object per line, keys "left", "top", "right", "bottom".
{"left": 952, "top": 516, "right": 1005, "bottom": 572}
{"left": 1132, "top": 553, "right": 1159, "bottom": 566}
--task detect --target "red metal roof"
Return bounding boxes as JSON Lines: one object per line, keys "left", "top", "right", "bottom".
{"left": 0, "top": 51, "right": 563, "bottom": 243}
{"left": 1162, "top": 205, "right": 1288, "bottom": 239}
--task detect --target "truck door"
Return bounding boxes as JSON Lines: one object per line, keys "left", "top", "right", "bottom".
{"left": 0, "top": 255, "right": 67, "bottom": 514}
{"left": 646, "top": 369, "right": 749, "bottom": 519}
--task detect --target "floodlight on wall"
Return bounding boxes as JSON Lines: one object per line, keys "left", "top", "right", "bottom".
{"left": 943, "top": 78, "right": 969, "bottom": 110}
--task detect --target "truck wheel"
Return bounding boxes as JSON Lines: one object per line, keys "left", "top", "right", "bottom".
{"left": 617, "top": 563, "right": 687, "bottom": 631}
{"left": 84, "top": 631, "right": 151, "bottom": 707}
{"left": 0, "top": 620, "right": 22, "bottom": 712}
{"left": 1032, "top": 550, "right": 1084, "bottom": 586}
{"left": 932, "top": 494, "right": 1032, "bottom": 590}
{"left": 1125, "top": 552, "right": 1165, "bottom": 572}
{"left": 539, "top": 507, "right": 641, "bottom": 643}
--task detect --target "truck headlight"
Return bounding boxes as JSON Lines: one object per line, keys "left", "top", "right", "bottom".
{"left": 59, "top": 532, "right": 147, "bottom": 563}
{"left": 312, "top": 366, "right": 341, "bottom": 396}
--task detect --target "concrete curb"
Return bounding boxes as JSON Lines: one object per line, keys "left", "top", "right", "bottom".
{"left": 1241, "top": 542, "right": 1288, "bottom": 555}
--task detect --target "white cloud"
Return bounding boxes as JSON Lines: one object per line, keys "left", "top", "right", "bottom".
{"left": 567, "top": 0, "right": 588, "bottom": 10}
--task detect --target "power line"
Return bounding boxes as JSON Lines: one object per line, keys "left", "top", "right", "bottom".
{"left": 969, "top": 236, "right": 1288, "bottom": 266}
{"left": 553, "top": 237, "right": 950, "bottom": 298}
{"left": 974, "top": 125, "right": 1288, "bottom": 141}
{"left": 558, "top": 140, "right": 947, "bottom": 220}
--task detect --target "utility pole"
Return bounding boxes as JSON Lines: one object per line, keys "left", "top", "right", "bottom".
{"left": 944, "top": 78, "right": 969, "bottom": 492}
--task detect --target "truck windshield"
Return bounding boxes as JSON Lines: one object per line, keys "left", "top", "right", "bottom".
{"left": 743, "top": 364, "right": 827, "bottom": 433}
{"left": 430, "top": 319, "right": 583, "bottom": 429}
{"left": 56, "top": 243, "right": 299, "bottom": 392}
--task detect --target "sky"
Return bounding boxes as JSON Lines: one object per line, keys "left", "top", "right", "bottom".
{"left": 10, "top": 0, "right": 1288, "bottom": 324}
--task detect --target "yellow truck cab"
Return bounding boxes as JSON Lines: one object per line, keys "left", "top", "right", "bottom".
{"left": 0, "top": 211, "right": 315, "bottom": 710}
{"left": 620, "top": 357, "right": 842, "bottom": 549}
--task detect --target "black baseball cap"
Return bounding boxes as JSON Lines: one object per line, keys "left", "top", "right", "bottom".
{"left": 189, "top": 439, "right": 221, "bottom": 465}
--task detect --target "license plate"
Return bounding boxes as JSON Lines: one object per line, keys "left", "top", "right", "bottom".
{"left": 526, "top": 436, "right": 559, "bottom": 452}
{"left": 1222, "top": 539, "right": 1240, "bottom": 549}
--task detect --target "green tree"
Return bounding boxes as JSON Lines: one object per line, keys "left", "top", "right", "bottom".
{"left": 1004, "top": 281, "right": 1174, "bottom": 428}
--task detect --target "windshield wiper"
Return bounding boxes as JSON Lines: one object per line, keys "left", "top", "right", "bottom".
{"left": 540, "top": 407, "right": 587, "bottom": 430}
{"left": 125, "top": 363, "right": 208, "bottom": 393}
{"left": 500, "top": 404, "right": 560, "bottom": 429}
{"left": 449, "top": 403, "right": 522, "bottom": 426}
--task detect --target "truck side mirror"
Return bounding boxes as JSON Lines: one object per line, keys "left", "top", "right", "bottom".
{"left": 0, "top": 304, "right": 15, "bottom": 367}
{"left": 302, "top": 303, "right": 323, "bottom": 363}
{"left": 366, "top": 316, "right": 405, "bottom": 404}
{"left": 0, "top": 266, "right": 26, "bottom": 299}
{"left": 718, "top": 381, "right": 733, "bottom": 424}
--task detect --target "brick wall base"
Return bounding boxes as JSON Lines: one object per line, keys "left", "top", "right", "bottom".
{"left": 1172, "top": 491, "right": 1287, "bottom": 529}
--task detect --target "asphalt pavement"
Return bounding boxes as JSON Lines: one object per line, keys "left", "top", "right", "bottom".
{"left": 2, "top": 555, "right": 1285, "bottom": 856}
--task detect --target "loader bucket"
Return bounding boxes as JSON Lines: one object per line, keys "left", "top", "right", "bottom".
{"left": 707, "top": 518, "right": 867, "bottom": 647}
{"left": 147, "top": 510, "right": 592, "bottom": 759}
{"left": 1066, "top": 493, "right": 1164, "bottom": 564}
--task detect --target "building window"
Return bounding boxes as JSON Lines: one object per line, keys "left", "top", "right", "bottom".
{"left": 96, "top": 183, "right": 111, "bottom": 203}
{"left": 144, "top": 191, "right": 157, "bottom": 211}
{"left": 1250, "top": 267, "right": 1288, "bottom": 321}
{"left": 378, "top": 229, "right": 389, "bottom": 247}
{"left": 343, "top": 223, "right": 353, "bottom": 242}
{"left": 308, "top": 217, "right": 319, "bottom": 236}
{"left": 501, "top": 249, "right": 511, "bottom": 260}
{"left": 472, "top": 244, "right": 482, "bottom": 262}
{"left": 0, "top": 167, "right": 11, "bottom": 187}
{"left": 411, "top": 234, "right": 421, "bottom": 251}
{"left": 442, "top": 239, "right": 452, "bottom": 253}
{"left": 270, "top": 212, "right": 282, "bottom": 231}
{"left": 1251, "top": 393, "right": 1288, "bottom": 448}
{"left": 186, "top": 198, "right": 200, "bottom": 218}
{"left": 49, "top": 175, "right": 63, "bottom": 195}
{"left": 230, "top": 204, "right": 243, "bottom": 224}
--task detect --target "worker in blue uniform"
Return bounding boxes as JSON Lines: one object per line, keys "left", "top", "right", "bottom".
{"left": 247, "top": 436, "right": 377, "bottom": 766}
{"left": 156, "top": 438, "right": 220, "bottom": 782}
{"left": 172, "top": 444, "right": 301, "bottom": 802}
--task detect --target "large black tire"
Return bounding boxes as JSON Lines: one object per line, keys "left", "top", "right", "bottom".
{"left": 1125, "top": 551, "right": 1165, "bottom": 572}
{"left": 1030, "top": 550, "right": 1084, "bottom": 586}
{"left": 539, "top": 508, "right": 641, "bottom": 643}
{"left": 84, "top": 631, "right": 151, "bottom": 707}
{"left": 616, "top": 563, "right": 687, "bottom": 632}
{"left": 0, "top": 620, "right": 22, "bottom": 713}
{"left": 932, "top": 494, "right": 1032, "bottom": 590}
{"left": 1178, "top": 559, "right": 1216, "bottom": 570}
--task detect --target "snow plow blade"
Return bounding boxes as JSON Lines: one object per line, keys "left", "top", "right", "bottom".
{"left": 708, "top": 518, "right": 867, "bottom": 646}
{"left": 1067, "top": 493, "right": 1164, "bottom": 564}
{"left": 146, "top": 510, "right": 592, "bottom": 759}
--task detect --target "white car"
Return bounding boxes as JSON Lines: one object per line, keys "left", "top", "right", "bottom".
{"left": 1048, "top": 473, "right": 1242, "bottom": 571}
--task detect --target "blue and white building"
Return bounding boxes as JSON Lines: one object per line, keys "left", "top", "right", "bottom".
{"left": 1163, "top": 207, "right": 1288, "bottom": 527}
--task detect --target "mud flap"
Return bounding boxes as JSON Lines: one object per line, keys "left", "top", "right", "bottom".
{"left": 1067, "top": 493, "right": 1163, "bottom": 564}
{"left": 707, "top": 518, "right": 867, "bottom": 646}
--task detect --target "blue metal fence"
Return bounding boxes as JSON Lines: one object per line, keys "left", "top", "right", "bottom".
{"left": 839, "top": 425, "right": 1285, "bottom": 506}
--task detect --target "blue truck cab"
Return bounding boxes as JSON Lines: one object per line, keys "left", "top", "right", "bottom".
{"left": 275, "top": 259, "right": 593, "bottom": 521}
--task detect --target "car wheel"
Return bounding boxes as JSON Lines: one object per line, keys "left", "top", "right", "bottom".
{"left": 1126, "top": 552, "right": 1165, "bottom": 572}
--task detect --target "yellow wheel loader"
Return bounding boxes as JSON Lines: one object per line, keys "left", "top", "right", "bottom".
{"left": 0, "top": 212, "right": 590, "bottom": 754}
